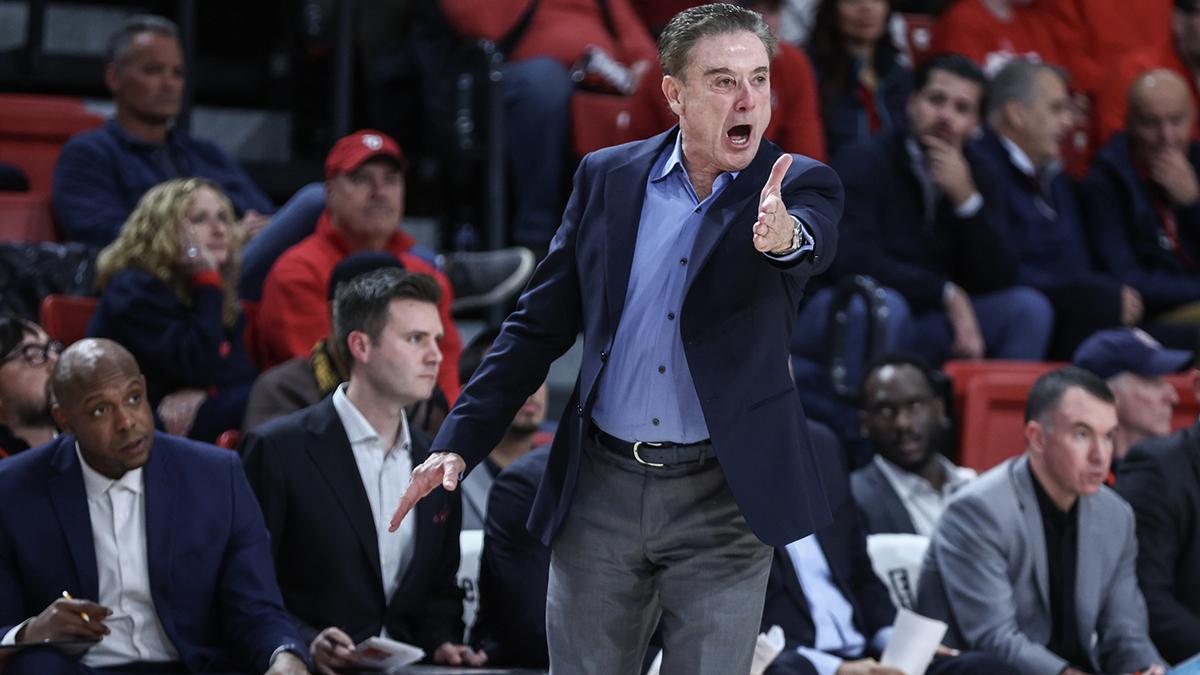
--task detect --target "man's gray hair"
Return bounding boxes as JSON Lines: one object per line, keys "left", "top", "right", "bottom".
{"left": 105, "top": 14, "right": 179, "bottom": 66}
{"left": 987, "top": 58, "right": 1068, "bottom": 124}
{"left": 658, "top": 3, "right": 776, "bottom": 80}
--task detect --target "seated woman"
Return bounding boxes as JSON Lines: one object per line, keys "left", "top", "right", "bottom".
{"left": 807, "top": 0, "right": 913, "bottom": 159}
{"left": 89, "top": 177, "right": 257, "bottom": 442}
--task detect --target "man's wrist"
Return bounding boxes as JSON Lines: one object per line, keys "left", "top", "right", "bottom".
{"left": 270, "top": 643, "right": 309, "bottom": 669}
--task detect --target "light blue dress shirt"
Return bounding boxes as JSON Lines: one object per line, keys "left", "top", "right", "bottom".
{"left": 785, "top": 535, "right": 892, "bottom": 675}
{"left": 590, "top": 133, "right": 738, "bottom": 443}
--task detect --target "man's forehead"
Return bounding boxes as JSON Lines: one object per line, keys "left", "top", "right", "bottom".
{"left": 687, "top": 31, "right": 769, "bottom": 70}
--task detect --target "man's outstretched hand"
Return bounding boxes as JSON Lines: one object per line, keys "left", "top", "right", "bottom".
{"left": 754, "top": 153, "right": 794, "bottom": 254}
{"left": 389, "top": 451, "right": 466, "bottom": 531}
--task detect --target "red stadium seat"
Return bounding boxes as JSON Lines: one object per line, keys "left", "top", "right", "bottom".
{"left": 0, "top": 94, "right": 104, "bottom": 197}
{"left": 0, "top": 192, "right": 55, "bottom": 243}
{"left": 39, "top": 294, "right": 99, "bottom": 346}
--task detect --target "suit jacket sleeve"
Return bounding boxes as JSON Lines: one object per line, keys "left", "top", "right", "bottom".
{"left": 215, "top": 451, "right": 310, "bottom": 671}
{"left": 924, "top": 493, "right": 1069, "bottom": 674}
{"left": 432, "top": 156, "right": 590, "bottom": 468}
{"left": 778, "top": 159, "right": 843, "bottom": 279}
{"left": 1094, "top": 497, "right": 1164, "bottom": 672}
{"left": 239, "top": 431, "right": 322, "bottom": 647}
{"left": 1116, "top": 446, "right": 1200, "bottom": 662}
{"left": 949, "top": 153, "right": 1020, "bottom": 296}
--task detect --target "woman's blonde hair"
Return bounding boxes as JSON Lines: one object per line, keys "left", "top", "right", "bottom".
{"left": 96, "top": 177, "right": 244, "bottom": 328}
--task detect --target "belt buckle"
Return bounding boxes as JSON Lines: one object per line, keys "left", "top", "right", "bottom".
{"left": 632, "top": 441, "right": 665, "bottom": 468}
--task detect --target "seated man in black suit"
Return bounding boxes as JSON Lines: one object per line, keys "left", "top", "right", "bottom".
{"left": 241, "top": 269, "right": 483, "bottom": 672}
{"left": 762, "top": 431, "right": 1016, "bottom": 675}
{"left": 1116, "top": 410, "right": 1200, "bottom": 664}
{"left": 851, "top": 354, "right": 975, "bottom": 536}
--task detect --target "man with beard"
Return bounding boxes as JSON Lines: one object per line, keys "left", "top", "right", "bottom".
{"left": 832, "top": 53, "right": 1053, "bottom": 365}
{"left": 851, "top": 354, "right": 975, "bottom": 536}
{"left": 456, "top": 328, "right": 549, "bottom": 530}
{"left": 0, "top": 316, "right": 61, "bottom": 457}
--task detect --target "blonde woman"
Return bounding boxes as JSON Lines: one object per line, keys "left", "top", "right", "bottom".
{"left": 88, "top": 177, "right": 258, "bottom": 442}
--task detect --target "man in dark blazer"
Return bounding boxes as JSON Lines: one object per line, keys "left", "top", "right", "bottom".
{"left": 763, "top": 418, "right": 1013, "bottom": 675}
{"left": 392, "top": 5, "right": 843, "bottom": 673}
{"left": 0, "top": 339, "right": 307, "bottom": 675}
{"left": 242, "top": 270, "right": 480, "bottom": 673}
{"left": 1116, "top": 419, "right": 1200, "bottom": 664}
{"left": 832, "top": 53, "right": 1052, "bottom": 365}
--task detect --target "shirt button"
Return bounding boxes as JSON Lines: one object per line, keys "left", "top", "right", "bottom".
{"left": 652, "top": 418, "right": 660, "bottom": 426}
{"left": 667, "top": 312, "right": 675, "bottom": 321}
{"left": 680, "top": 257, "right": 688, "bottom": 266}
{"left": 658, "top": 365, "right": 666, "bottom": 374}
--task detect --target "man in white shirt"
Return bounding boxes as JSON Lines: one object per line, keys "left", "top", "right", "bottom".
{"left": 0, "top": 338, "right": 308, "bottom": 674}
{"left": 851, "top": 354, "right": 976, "bottom": 536}
{"left": 241, "top": 269, "right": 483, "bottom": 673}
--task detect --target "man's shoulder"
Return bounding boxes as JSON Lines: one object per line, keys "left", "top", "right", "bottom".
{"left": 849, "top": 461, "right": 887, "bottom": 497}
{"left": 494, "top": 445, "right": 550, "bottom": 491}
{"left": 0, "top": 437, "right": 64, "bottom": 489}
{"left": 942, "top": 459, "right": 1017, "bottom": 519}
{"left": 154, "top": 433, "right": 239, "bottom": 469}
{"left": 60, "top": 123, "right": 117, "bottom": 156}
{"left": 248, "top": 398, "right": 332, "bottom": 445}
{"left": 831, "top": 132, "right": 896, "bottom": 176}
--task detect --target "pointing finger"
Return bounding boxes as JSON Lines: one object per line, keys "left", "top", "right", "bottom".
{"left": 761, "top": 153, "right": 793, "bottom": 202}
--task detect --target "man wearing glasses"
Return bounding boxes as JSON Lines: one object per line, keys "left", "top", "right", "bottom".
{"left": 0, "top": 316, "right": 61, "bottom": 457}
{"left": 851, "top": 353, "right": 976, "bottom": 536}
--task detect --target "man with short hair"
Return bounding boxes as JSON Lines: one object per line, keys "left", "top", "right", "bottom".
{"left": 851, "top": 354, "right": 975, "bottom": 536}
{"left": 255, "top": 130, "right": 464, "bottom": 401}
{"left": 0, "top": 339, "right": 308, "bottom": 674}
{"left": 1072, "top": 327, "right": 1192, "bottom": 462}
{"left": 53, "top": 14, "right": 272, "bottom": 246}
{"left": 242, "top": 269, "right": 481, "bottom": 673}
{"left": 392, "top": 4, "right": 844, "bottom": 672}
{"left": 0, "top": 316, "right": 60, "bottom": 457}
{"left": 833, "top": 52, "right": 1053, "bottom": 364}
{"left": 1085, "top": 69, "right": 1200, "bottom": 323}
{"left": 917, "top": 367, "right": 1165, "bottom": 675}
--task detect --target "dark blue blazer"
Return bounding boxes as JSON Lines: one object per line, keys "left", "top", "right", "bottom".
{"left": 1083, "top": 133, "right": 1200, "bottom": 314}
{"left": 0, "top": 433, "right": 305, "bottom": 673}
{"left": 831, "top": 129, "right": 1019, "bottom": 314}
{"left": 434, "top": 127, "right": 844, "bottom": 548}
{"left": 240, "top": 398, "right": 464, "bottom": 655}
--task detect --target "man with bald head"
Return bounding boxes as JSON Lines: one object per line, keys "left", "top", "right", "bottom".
{"left": 0, "top": 339, "right": 309, "bottom": 674}
{"left": 1085, "top": 69, "right": 1200, "bottom": 325}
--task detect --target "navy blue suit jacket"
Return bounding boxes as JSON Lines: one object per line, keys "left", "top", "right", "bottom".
{"left": 240, "top": 398, "right": 464, "bottom": 654}
{"left": 434, "top": 127, "right": 844, "bottom": 548}
{"left": 0, "top": 433, "right": 305, "bottom": 672}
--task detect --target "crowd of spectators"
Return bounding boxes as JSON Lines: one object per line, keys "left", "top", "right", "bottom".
{"left": 4, "top": 0, "right": 1200, "bottom": 673}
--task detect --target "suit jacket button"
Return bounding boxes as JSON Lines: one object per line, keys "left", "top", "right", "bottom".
{"left": 576, "top": 405, "right": 584, "bottom": 417}
{"left": 600, "top": 350, "right": 608, "bottom": 362}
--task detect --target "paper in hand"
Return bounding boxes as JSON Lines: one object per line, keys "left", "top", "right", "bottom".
{"left": 880, "top": 608, "right": 948, "bottom": 675}
{"left": 353, "top": 636, "right": 425, "bottom": 672}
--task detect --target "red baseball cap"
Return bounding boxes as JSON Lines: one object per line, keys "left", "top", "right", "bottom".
{"left": 324, "top": 129, "right": 406, "bottom": 180}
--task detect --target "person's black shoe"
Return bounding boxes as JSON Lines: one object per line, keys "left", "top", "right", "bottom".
{"left": 439, "top": 247, "right": 536, "bottom": 314}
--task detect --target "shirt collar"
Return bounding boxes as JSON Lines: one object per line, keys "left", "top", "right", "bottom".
{"left": 331, "top": 383, "right": 411, "bottom": 454}
{"left": 105, "top": 118, "right": 174, "bottom": 149}
{"left": 999, "top": 134, "right": 1037, "bottom": 177}
{"left": 76, "top": 440, "right": 143, "bottom": 499}
{"left": 652, "top": 131, "right": 740, "bottom": 191}
{"left": 874, "top": 453, "right": 973, "bottom": 498}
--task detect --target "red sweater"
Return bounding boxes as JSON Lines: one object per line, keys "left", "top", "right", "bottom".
{"left": 765, "top": 43, "right": 826, "bottom": 162}
{"left": 256, "top": 212, "right": 462, "bottom": 402}
{"left": 931, "top": 0, "right": 1062, "bottom": 74}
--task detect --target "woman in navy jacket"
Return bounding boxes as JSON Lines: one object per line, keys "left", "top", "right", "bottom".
{"left": 89, "top": 177, "right": 257, "bottom": 442}
{"left": 807, "top": 0, "right": 913, "bottom": 160}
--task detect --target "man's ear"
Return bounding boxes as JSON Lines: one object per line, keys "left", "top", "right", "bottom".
{"left": 662, "top": 75, "right": 684, "bottom": 117}
{"left": 103, "top": 63, "right": 121, "bottom": 96}
{"left": 1024, "top": 419, "right": 1045, "bottom": 456}
{"left": 51, "top": 404, "right": 71, "bottom": 435}
{"left": 345, "top": 330, "right": 371, "bottom": 365}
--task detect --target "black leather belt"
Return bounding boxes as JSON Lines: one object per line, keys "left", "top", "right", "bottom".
{"left": 594, "top": 429, "right": 715, "bottom": 467}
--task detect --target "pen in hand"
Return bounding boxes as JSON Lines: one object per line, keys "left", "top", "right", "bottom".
{"left": 60, "top": 591, "right": 90, "bottom": 623}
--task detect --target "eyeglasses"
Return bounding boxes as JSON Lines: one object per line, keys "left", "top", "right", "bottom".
{"left": 1, "top": 340, "right": 64, "bottom": 367}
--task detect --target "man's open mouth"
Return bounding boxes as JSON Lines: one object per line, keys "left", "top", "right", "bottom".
{"left": 727, "top": 124, "right": 752, "bottom": 147}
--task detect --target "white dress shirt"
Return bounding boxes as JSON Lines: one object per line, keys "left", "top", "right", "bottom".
{"left": 785, "top": 535, "right": 890, "bottom": 675}
{"left": 874, "top": 454, "right": 976, "bottom": 537}
{"left": 331, "top": 384, "right": 415, "bottom": 607}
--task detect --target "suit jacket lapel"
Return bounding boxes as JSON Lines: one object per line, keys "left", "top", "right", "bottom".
{"left": 1012, "top": 457, "right": 1051, "bottom": 614}
{"left": 304, "top": 400, "right": 384, "bottom": 592}
{"left": 143, "top": 437, "right": 180, "bottom": 640}
{"left": 47, "top": 438, "right": 99, "bottom": 599}
{"left": 685, "top": 140, "right": 775, "bottom": 292}
{"left": 390, "top": 435, "right": 434, "bottom": 611}
{"left": 603, "top": 132, "right": 667, "bottom": 331}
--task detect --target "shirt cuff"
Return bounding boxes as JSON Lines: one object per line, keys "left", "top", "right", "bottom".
{"left": 270, "top": 643, "right": 309, "bottom": 669}
{"left": 2, "top": 619, "right": 30, "bottom": 645}
{"left": 795, "top": 646, "right": 844, "bottom": 675}
{"left": 191, "top": 269, "right": 223, "bottom": 288}
{"left": 763, "top": 215, "right": 815, "bottom": 261}
{"left": 871, "top": 626, "right": 893, "bottom": 655}
{"left": 954, "top": 192, "right": 983, "bottom": 218}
